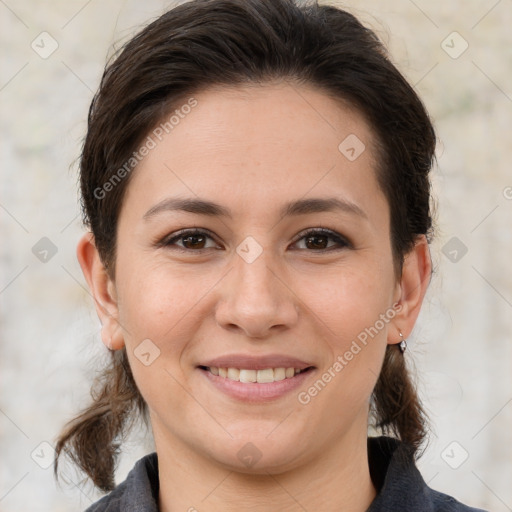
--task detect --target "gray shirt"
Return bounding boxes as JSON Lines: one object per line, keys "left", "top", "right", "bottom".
{"left": 84, "top": 436, "right": 488, "bottom": 511}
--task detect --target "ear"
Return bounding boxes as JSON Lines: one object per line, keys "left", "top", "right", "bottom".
{"left": 76, "top": 232, "right": 125, "bottom": 350}
{"left": 389, "top": 234, "right": 432, "bottom": 346}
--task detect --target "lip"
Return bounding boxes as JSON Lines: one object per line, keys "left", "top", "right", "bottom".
{"left": 199, "top": 353, "right": 315, "bottom": 371}
{"left": 199, "top": 366, "right": 316, "bottom": 402}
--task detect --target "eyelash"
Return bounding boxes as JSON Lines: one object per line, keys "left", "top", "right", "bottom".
{"left": 159, "top": 227, "right": 351, "bottom": 253}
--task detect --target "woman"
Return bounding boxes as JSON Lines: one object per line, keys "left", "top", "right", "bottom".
{"left": 53, "top": 0, "right": 487, "bottom": 510}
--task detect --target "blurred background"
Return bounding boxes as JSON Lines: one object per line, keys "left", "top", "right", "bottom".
{"left": 1, "top": 0, "right": 511, "bottom": 510}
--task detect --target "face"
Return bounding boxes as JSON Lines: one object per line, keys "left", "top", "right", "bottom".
{"left": 96, "top": 82, "right": 406, "bottom": 472}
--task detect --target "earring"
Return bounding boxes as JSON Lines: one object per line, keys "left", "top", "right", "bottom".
{"left": 399, "top": 331, "right": 407, "bottom": 354}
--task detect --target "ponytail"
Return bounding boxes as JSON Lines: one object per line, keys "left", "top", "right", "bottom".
{"left": 53, "top": 349, "right": 147, "bottom": 492}
{"left": 371, "top": 344, "right": 430, "bottom": 455}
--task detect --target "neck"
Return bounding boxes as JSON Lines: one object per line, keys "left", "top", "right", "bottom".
{"left": 155, "top": 425, "right": 377, "bottom": 512}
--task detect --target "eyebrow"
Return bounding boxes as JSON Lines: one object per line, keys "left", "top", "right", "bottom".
{"left": 143, "top": 196, "right": 368, "bottom": 221}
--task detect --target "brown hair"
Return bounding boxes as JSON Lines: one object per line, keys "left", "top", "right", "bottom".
{"left": 54, "top": 0, "right": 435, "bottom": 493}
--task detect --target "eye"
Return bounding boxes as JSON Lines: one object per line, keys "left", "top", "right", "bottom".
{"left": 291, "top": 228, "right": 351, "bottom": 252}
{"left": 160, "top": 228, "right": 219, "bottom": 252}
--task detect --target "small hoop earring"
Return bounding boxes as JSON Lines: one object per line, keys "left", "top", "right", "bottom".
{"left": 399, "top": 331, "right": 407, "bottom": 354}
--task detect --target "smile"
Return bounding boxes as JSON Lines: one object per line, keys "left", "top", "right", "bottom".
{"left": 198, "top": 365, "right": 316, "bottom": 402}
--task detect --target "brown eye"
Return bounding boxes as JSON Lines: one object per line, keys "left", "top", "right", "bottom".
{"left": 181, "top": 233, "right": 207, "bottom": 249}
{"left": 292, "top": 228, "right": 350, "bottom": 252}
{"left": 161, "top": 229, "right": 218, "bottom": 252}
{"left": 305, "top": 233, "right": 329, "bottom": 250}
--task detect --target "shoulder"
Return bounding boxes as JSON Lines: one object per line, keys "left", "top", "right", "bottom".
{"left": 367, "top": 436, "right": 488, "bottom": 512}
{"left": 84, "top": 452, "right": 159, "bottom": 512}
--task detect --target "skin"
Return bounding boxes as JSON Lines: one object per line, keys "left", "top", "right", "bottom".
{"left": 78, "top": 81, "right": 431, "bottom": 511}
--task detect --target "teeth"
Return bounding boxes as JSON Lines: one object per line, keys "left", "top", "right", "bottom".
{"left": 256, "top": 368, "right": 274, "bottom": 383}
{"left": 273, "top": 367, "right": 286, "bottom": 381}
{"left": 239, "top": 369, "right": 257, "bottom": 383}
{"left": 206, "top": 366, "right": 307, "bottom": 383}
{"left": 227, "top": 368, "right": 240, "bottom": 381}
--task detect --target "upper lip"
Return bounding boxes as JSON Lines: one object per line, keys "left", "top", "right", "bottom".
{"left": 199, "top": 354, "right": 315, "bottom": 371}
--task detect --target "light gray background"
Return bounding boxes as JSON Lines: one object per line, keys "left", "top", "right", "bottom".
{"left": 1, "top": 0, "right": 511, "bottom": 510}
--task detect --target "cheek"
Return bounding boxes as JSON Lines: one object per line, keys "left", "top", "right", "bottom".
{"left": 116, "top": 263, "right": 209, "bottom": 414}
{"left": 312, "top": 264, "right": 395, "bottom": 343}
{"left": 115, "top": 258, "right": 225, "bottom": 376}
{"left": 116, "top": 256, "right": 199, "bottom": 338}
{"left": 303, "top": 263, "right": 395, "bottom": 404}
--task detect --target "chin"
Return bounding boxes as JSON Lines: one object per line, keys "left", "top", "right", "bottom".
{"left": 202, "top": 428, "right": 310, "bottom": 475}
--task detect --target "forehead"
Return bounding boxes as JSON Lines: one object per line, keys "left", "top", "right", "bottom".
{"left": 120, "top": 82, "right": 386, "bottom": 224}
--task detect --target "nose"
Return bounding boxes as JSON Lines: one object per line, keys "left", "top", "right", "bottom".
{"left": 214, "top": 246, "right": 299, "bottom": 338}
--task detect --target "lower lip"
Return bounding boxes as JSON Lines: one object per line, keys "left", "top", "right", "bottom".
{"left": 199, "top": 368, "right": 315, "bottom": 402}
